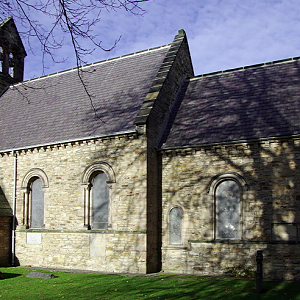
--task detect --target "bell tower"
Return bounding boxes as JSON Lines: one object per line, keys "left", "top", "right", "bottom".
{"left": 0, "top": 17, "right": 26, "bottom": 93}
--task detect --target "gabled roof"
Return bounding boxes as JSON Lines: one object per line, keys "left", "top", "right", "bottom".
{"left": 161, "top": 58, "right": 300, "bottom": 148}
{"left": 0, "top": 45, "right": 170, "bottom": 151}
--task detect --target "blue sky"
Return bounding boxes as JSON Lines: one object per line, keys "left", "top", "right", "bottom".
{"left": 19, "top": 0, "right": 300, "bottom": 80}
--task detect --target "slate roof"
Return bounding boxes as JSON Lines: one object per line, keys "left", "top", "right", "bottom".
{"left": 161, "top": 58, "right": 300, "bottom": 148}
{"left": 0, "top": 45, "right": 170, "bottom": 151}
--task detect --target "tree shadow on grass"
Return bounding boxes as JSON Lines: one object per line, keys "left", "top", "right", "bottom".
{"left": 0, "top": 272, "right": 22, "bottom": 280}
{"left": 260, "top": 280, "right": 300, "bottom": 300}
{"left": 119, "top": 276, "right": 300, "bottom": 300}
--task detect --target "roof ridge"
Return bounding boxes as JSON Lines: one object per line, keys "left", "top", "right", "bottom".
{"left": 190, "top": 55, "right": 300, "bottom": 81}
{"left": 135, "top": 29, "right": 193, "bottom": 126}
{"left": 14, "top": 44, "right": 171, "bottom": 86}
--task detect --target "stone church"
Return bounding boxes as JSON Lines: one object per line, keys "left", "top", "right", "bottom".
{"left": 1, "top": 17, "right": 300, "bottom": 281}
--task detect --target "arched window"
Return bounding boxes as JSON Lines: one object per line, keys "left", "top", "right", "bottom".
{"left": 82, "top": 162, "right": 115, "bottom": 230}
{"left": 208, "top": 172, "right": 247, "bottom": 240}
{"left": 169, "top": 207, "right": 182, "bottom": 245}
{"left": 30, "top": 177, "right": 44, "bottom": 228}
{"left": 21, "top": 168, "right": 49, "bottom": 229}
{"left": 91, "top": 172, "right": 109, "bottom": 229}
{"left": 215, "top": 180, "right": 240, "bottom": 239}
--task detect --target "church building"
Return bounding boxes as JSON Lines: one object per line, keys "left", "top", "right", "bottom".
{"left": 1, "top": 17, "right": 300, "bottom": 281}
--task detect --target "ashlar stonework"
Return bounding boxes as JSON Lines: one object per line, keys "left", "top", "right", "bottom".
{"left": 9, "top": 134, "right": 148, "bottom": 273}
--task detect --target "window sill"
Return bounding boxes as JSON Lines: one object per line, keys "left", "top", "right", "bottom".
{"left": 188, "top": 239, "right": 300, "bottom": 244}
{"left": 162, "top": 245, "right": 188, "bottom": 250}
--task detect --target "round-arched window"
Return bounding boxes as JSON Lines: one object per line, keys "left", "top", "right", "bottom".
{"left": 169, "top": 207, "right": 182, "bottom": 244}
{"left": 215, "top": 180, "right": 240, "bottom": 239}
{"left": 91, "top": 172, "right": 109, "bottom": 229}
{"left": 30, "top": 177, "right": 44, "bottom": 228}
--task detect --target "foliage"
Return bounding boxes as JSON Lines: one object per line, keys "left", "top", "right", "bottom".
{"left": 225, "top": 266, "right": 256, "bottom": 278}
{"left": 1, "top": 267, "right": 300, "bottom": 299}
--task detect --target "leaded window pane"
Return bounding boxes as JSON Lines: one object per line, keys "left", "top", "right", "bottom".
{"left": 31, "top": 178, "right": 44, "bottom": 228}
{"left": 216, "top": 180, "right": 240, "bottom": 239}
{"left": 169, "top": 207, "right": 182, "bottom": 244}
{"left": 92, "top": 172, "right": 109, "bottom": 229}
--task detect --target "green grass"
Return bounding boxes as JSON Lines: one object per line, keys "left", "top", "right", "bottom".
{"left": 0, "top": 267, "right": 300, "bottom": 299}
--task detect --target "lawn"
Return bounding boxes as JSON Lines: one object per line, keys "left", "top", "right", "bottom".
{"left": 0, "top": 267, "right": 300, "bottom": 299}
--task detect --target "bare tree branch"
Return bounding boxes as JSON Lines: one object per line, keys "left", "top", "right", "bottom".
{"left": 0, "top": 0, "right": 149, "bottom": 117}
{"left": 0, "top": 0, "right": 149, "bottom": 73}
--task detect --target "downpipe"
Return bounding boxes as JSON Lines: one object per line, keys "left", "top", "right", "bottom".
{"left": 11, "top": 150, "right": 17, "bottom": 266}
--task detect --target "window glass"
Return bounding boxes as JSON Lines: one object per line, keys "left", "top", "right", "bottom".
{"left": 31, "top": 178, "right": 44, "bottom": 228}
{"left": 169, "top": 207, "right": 182, "bottom": 244}
{"left": 216, "top": 180, "right": 240, "bottom": 239}
{"left": 92, "top": 172, "right": 109, "bottom": 229}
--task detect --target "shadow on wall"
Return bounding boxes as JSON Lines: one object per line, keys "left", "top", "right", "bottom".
{"left": 84, "top": 134, "right": 151, "bottom": 273}
{"left": 0, "top": 186, "right": 14, "bottom": 267}
{"left": 161, "top": 62, "right": 300, "bottom": 281}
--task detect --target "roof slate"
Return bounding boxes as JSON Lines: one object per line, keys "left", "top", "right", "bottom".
{"left": 162, "top": 59, "right": 300, "bottom": 148}
{"left": 0, "top": 45, "right": 169, "bottom": 151}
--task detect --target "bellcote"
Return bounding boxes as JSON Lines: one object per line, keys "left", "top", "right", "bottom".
{"left": 0, "top": 17, "right": 26, "bottom": 86}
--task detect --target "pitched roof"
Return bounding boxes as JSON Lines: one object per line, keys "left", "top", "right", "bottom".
{"left": 0, "top": 45, "right": 169, "bottom": 151}
{"left": 161, "top": 58, "right": 300, "bottom": 149}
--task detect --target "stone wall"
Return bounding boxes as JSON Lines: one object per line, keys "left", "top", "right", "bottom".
{"left": 0, "top": 216, "right": 11, "bottom": 266}
{"left": 0, "top": 167, "right": 12, "bottom": 266}
{"left": 0, "top": 132, "right": 149, "bottom": 273}
{"left": 0, "top": 73, "right": 16, "bottom": 95}
{"left": 135, "top": 29, "right": 194, "bottom": 273}
{"left": 161, "top": 137, "right": 300, "bottom": 280}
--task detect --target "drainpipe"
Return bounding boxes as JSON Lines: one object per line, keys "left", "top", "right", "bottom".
{"left": 11, "top": 150, "right": 17, "bottom": 266}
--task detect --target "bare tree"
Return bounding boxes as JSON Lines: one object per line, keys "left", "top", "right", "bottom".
{"left": 0, "top": 0, "right": 149, "bottom": 72}
{"left": 0, "top": 0, "right": 149, "bottom": 116}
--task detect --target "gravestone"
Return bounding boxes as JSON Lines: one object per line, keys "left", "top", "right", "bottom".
{"left": 27, "top": 271, "right": 55, "bottom": 279}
